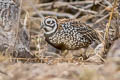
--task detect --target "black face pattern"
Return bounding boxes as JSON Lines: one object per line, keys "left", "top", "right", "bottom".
{"left": 43, "top": 17, "right": 57, "bottom": 31}
{"left": 43, "top": 17, "right": 100, "bottom": 50}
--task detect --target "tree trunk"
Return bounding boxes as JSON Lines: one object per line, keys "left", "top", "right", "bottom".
{"left": 0, "top": 0, "right": 33, "bottom": 58}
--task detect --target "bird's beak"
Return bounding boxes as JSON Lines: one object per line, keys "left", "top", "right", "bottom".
{"left": 40, "top": 20, "right": 44, "bottom": 30}
{"left": 40, "top": 23, "right": 43, "bottom": 30}
{"left": 40, "top": 17, "right": 45, "bottom": 30}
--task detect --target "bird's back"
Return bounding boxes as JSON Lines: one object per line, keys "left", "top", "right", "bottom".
{"left": 45, "top": 18, "right": 100, "bottom": 50}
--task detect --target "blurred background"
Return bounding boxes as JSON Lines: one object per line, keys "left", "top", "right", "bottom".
{"left": 20, "top": 0, "right": 119, "bottom": 60}
{"left": 1, "top": 0, "right": 120, "bottom": 80}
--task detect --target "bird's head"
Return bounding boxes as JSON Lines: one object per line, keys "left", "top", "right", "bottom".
{"left": 41, "top": 16, "right": 58, "bottom": 34}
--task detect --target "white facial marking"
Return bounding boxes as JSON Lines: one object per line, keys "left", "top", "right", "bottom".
{"left": 43, "top": 17, "right": 58, "bottom": 35}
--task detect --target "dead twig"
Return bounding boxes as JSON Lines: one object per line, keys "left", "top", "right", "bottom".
{"left": 35, "top": 1, "right": 102, "bottom": 8}
{"left": 0, "top": 70, "right": 8, "bottom": 76}
{"left": 67, "top": 5, "right": 97, "bottom": 14}
{"left": 35, "top": 1, "right": 101, "bottom": 14}
{"left": 104, "top": 0, "right": 118, "bottom": 56}
{"left": 94, "top": 14, "right": 109, "bottom": 25}
{"left": 32, "top": 11, "right": 74, "bottom": 18}
{"left": 27, "top": 0, "right": 44, "bottom": 19}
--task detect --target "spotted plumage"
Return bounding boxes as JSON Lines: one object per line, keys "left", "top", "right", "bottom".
{"left": 41, "top": 16, "right": 100, "bottom": 50}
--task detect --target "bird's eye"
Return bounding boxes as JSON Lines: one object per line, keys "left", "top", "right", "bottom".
{"left": 47, "top": 21, "right": 51, "bottom": 24}
{"left": 52, "top": 20, "right": 55, "bottom": 23}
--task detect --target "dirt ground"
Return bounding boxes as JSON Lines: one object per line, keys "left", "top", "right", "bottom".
{"left": 0, "top": 59, "right": 120, "bottom": 80}
{"left": 0, "top": 0, "right": 120, "bottom": 80}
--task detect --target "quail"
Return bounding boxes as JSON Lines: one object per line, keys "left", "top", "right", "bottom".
{"left": 41, "top": 16, "right": 100, "bottom": 51}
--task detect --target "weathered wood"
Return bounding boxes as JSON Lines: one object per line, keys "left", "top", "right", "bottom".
{"left": 0, "top": 0, "right": 33, "bottom": 58}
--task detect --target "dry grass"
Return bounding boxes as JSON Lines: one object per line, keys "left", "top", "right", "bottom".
{"left": 0, "top": 0, "right": 120, "bottom": 80}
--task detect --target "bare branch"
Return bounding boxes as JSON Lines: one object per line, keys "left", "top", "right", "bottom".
{"left": 32, "top": 11, "right": 74, "bottom": 19}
